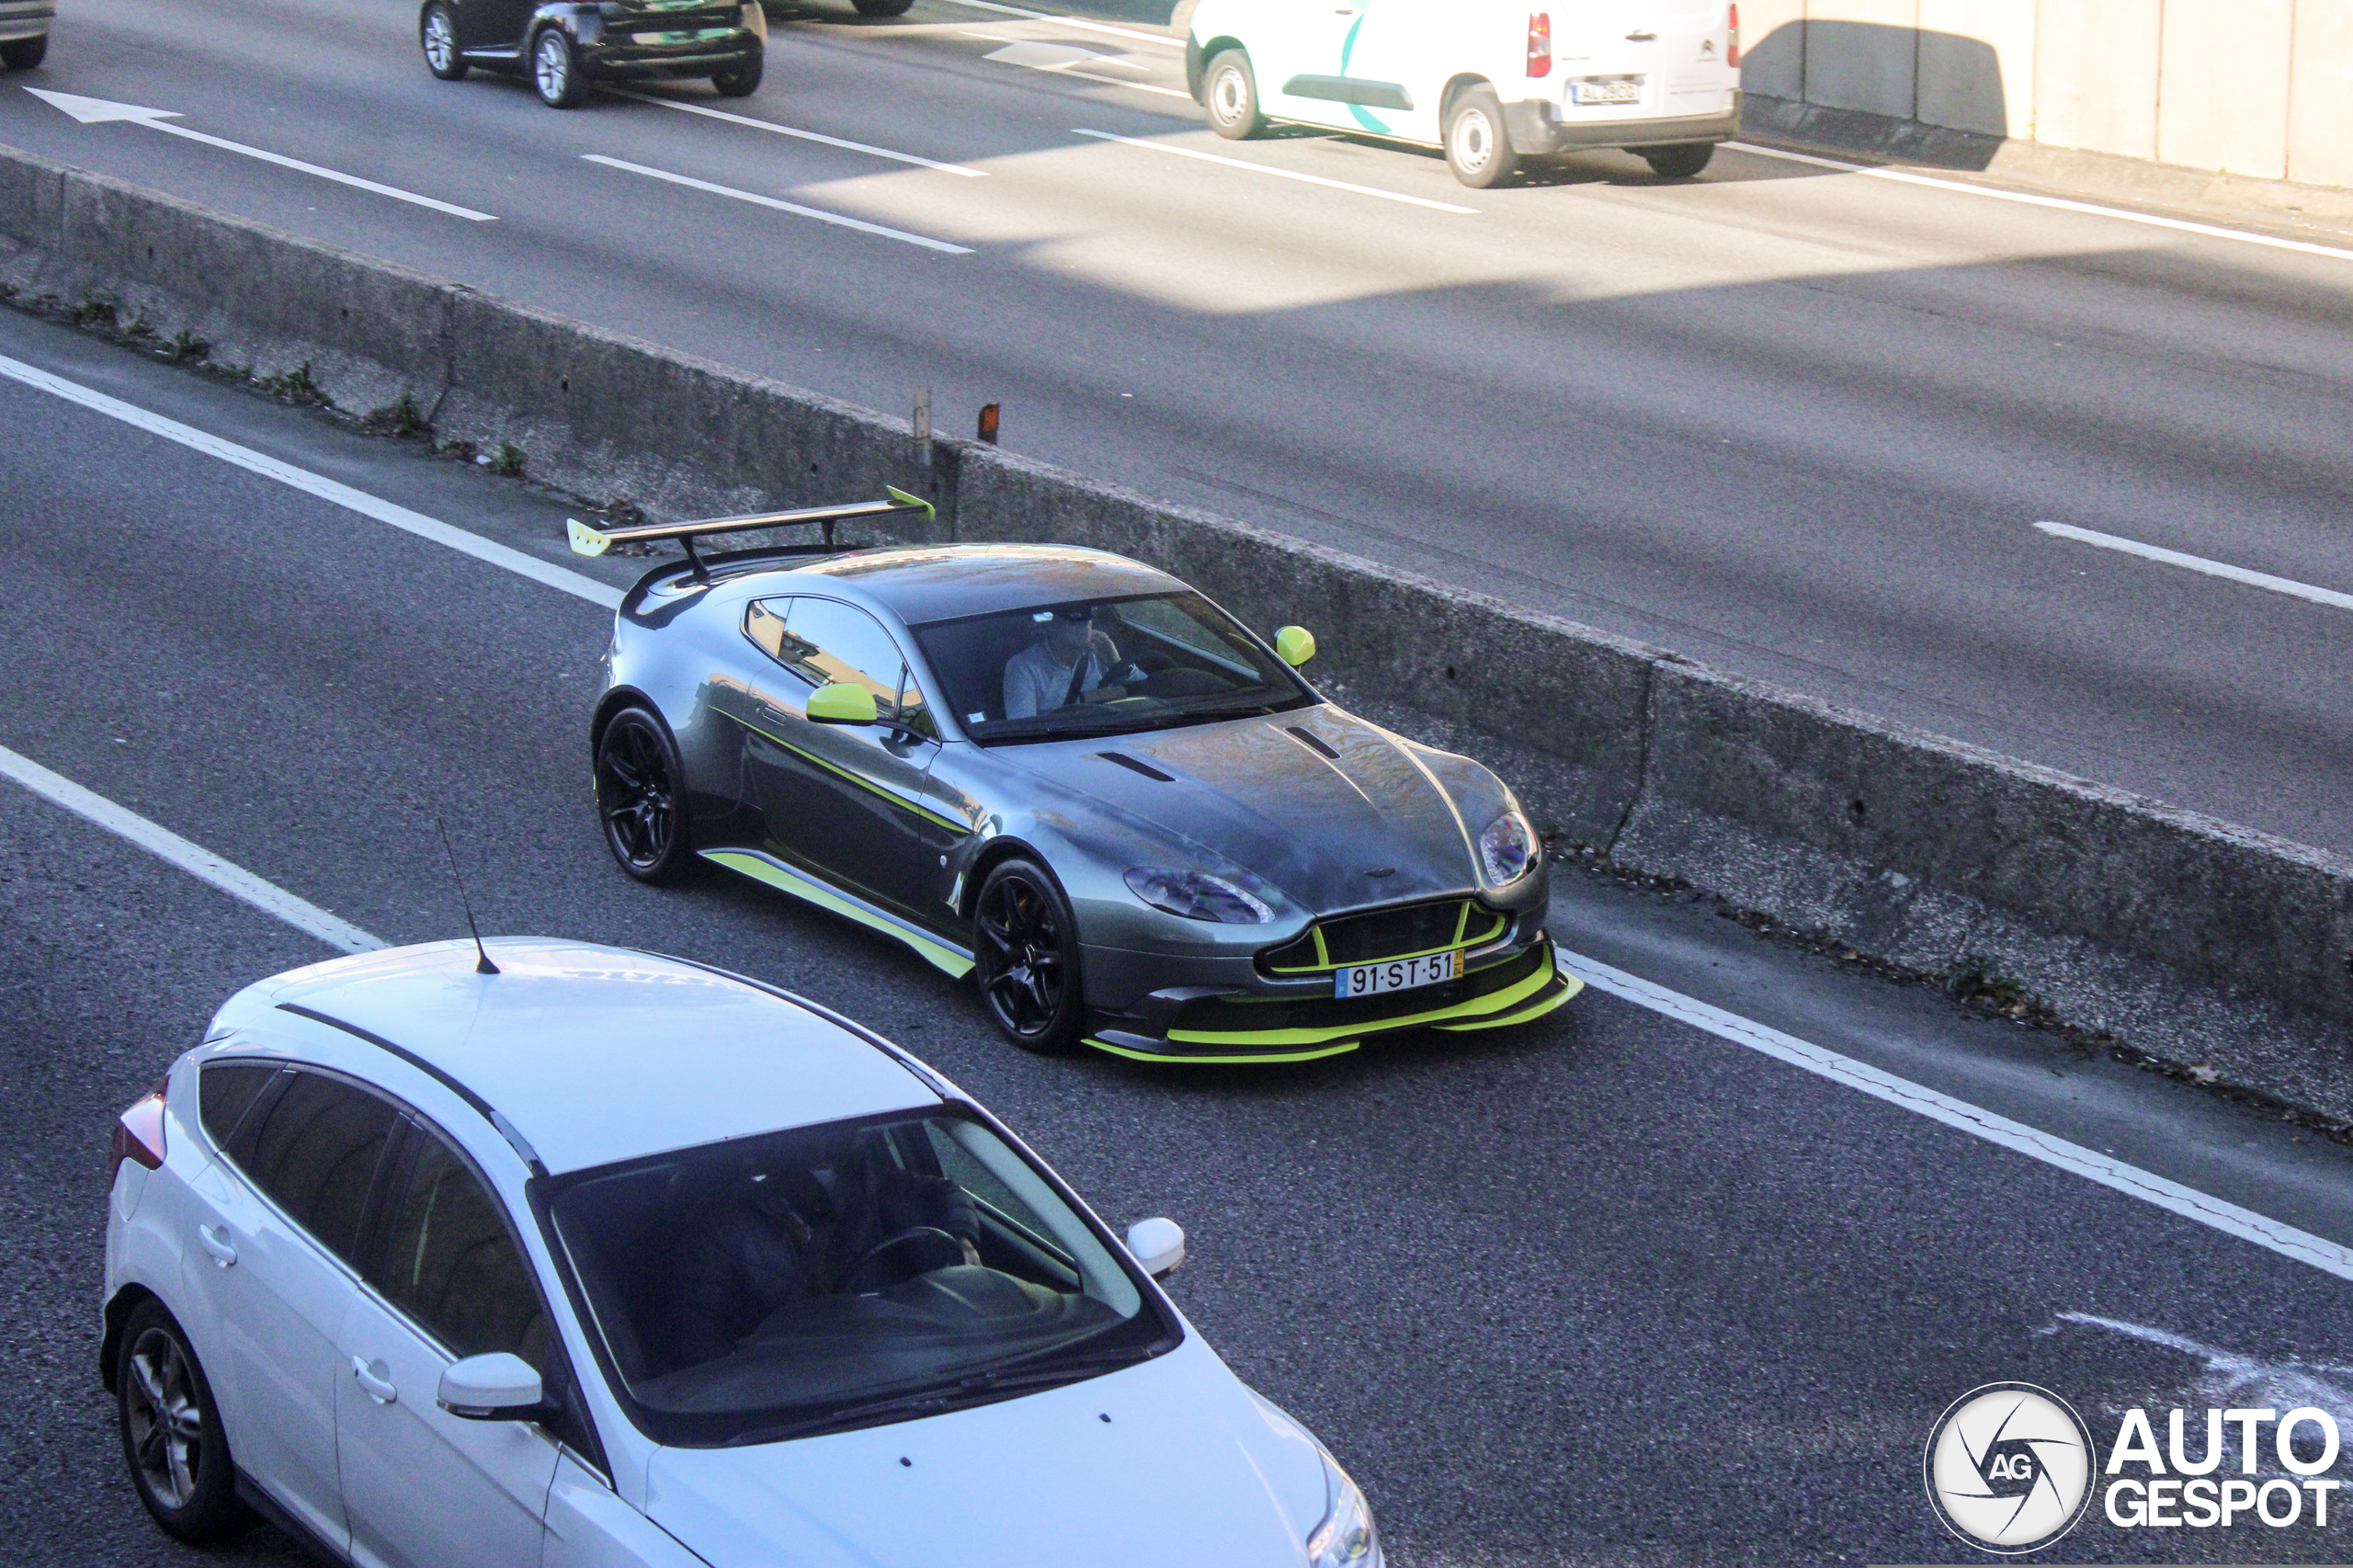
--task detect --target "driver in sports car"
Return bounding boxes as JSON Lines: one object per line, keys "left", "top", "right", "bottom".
{"left": 672, "top": 1141, "right": 983, "bottom": 1365}
{"left": 1003, "top": 606, "right": 1129, "bottom": 719}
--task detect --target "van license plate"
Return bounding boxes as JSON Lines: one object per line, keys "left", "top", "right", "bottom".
{"left": 1573, "top": 79, "right": 1643, "bottom": 105}
{"left": 1336, "top": 949, "right": 1463, "bottom": 999}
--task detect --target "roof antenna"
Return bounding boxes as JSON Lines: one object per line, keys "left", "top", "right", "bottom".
{"left": 435, "top": 817, "right": 500, "bottom": 975}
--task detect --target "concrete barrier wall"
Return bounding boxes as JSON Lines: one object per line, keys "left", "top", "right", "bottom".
{"left": 6, "top": 143, "right": 2351, "bottom": 1118}
{"left": 1745, "top": 0, "right": 2353, "bottom": 188}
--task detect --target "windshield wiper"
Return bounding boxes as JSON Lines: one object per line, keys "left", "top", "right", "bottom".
{"left": 721, "top": 1347, "right": 1153, "bottom": 1446}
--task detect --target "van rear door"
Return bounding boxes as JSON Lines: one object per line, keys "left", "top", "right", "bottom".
{"left": 1549, "top": 0, "right": 1731, "bottom": 129}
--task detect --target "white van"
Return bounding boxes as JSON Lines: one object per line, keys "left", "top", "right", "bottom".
{"left": 1184, "top": 0, "right": 1741, "bottom": 187}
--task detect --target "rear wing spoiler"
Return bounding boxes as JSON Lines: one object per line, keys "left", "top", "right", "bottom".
{"left": 565, "top": 487, "right": 935, "bottom": 582}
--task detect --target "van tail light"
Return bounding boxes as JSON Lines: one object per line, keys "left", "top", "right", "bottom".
{"left": 1727, "top": 2, "right": 1740, "bottom": 66}
{"left": 1527, "top": 11, "right": 1552, "bottom": 77}
{"left": 111, "top": 1081, "right": 167, "bottom": 1178}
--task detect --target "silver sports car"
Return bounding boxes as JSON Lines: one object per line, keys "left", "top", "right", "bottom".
{"left": 577, "top": 498, "right": 1581, "bottom": 1061}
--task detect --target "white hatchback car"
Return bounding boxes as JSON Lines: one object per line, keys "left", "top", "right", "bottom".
{"left": 103, "top": 937, "right": 1380, "bottom": 1567}
{"left": 1187, "top": 0, "right": 1741, "bottom": 186}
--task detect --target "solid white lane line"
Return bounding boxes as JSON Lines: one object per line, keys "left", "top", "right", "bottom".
{"left": 1072, "top": 129, "right": 1475, "bottom": 213}
{"left": 1726, "top": 140, "right": 2353, "bottom": 265}
{"left": 1557, "top": 947, "right": 2353, "bottom": 1285}
{"left": 0, "top": 352, "right": 622, "bottom": 609}
{"left": 581, "top": 154, "right": 973, "bottom": 254}
{"left": 2035, "top": 521, "right": 2353, "bottom": 612}
{"left": 25, "top": 88, "right": 496, "bottom": 222}
{"left": 606, "top": 88, "right": 985, "bottom": 176}
{"left": 0, "top": 744, "right": 385, "bottom": 953}
{"left": 929, "top": 0, "right": 1185, "bottom": 49}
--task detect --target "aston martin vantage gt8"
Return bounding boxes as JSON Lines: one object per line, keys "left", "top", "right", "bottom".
{"left": 576, "top": 500, "right": 1581, "bottom": 1062}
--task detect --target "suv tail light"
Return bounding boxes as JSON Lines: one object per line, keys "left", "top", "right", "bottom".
{"left": 1727, "top": 2, "right": 1740, "bottom": 66}
{"left": 1527, "top": 11, "right": 1552, "bottom": 77}
{"left": 111, "top": 1080, "right": 167, "bottom": 1178}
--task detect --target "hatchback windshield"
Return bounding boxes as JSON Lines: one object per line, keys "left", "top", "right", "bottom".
{"left": 910, "top": 591, "right": 1313, "bottom": 744}
{"left": 547, "top": 1108, "right": 1176, "bottom": 1447}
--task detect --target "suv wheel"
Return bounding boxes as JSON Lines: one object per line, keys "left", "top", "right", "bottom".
{"left": 0, "top": 34, "right": 47, "bottom": 68}
{"left": 118, "top": 1300, "right": 250, "bottom": 1543}
{"left": 711, "top": 50, "right": 762, "bottom": 97}
{"left": 421, "top": 3, "right": 467, "bottom": 79}
{"left": 1202, "top": 49, "right": 1263, "bottom": 141}
{"left": 1444, "top": 85, "right": 1518, "bottom": 187}
{"left": 532, "top": 27, "right": 585, "bottom": 108}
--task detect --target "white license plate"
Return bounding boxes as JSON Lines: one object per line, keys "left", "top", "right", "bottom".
{"left": 1572, "top": 79, "right": 1643, "bottom": 105}
{"left": 1336, "top": 949, "right": 1462, "bottom": 999}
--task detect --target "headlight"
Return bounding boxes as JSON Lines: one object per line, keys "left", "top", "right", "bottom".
{"left": 1306, "top": 1449, "right": 1381, "bottom": 1568}
{"left": 1123, "top": 868, "right": 1273, "bottom": 924}
{"left": 1477, "top": 809, "right": 1538, "bottom": 885}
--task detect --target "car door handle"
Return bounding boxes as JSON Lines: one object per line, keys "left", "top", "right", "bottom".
{"left": 196, "top": 1225, "right": 237, "bottom": 1268}
{"left": 350, "top": 1357, "right": 398, "bottom": 1405}
{"left": 1626, "top": 28, "right": 1657, "bottom": 40}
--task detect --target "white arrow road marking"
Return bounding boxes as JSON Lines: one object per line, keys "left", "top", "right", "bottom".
{"left": 605, "top": 88, "right": 986, "bottom": 176}
{"left": 983, "top": 41, "right": 1192, "bottom": 97}
{"left": 1072, "top": 129, "right": 1477, "bottom": 214}
{"left": 25, "top": 88, "right": 497, "bottom": 222}
{"left": 0, "top": 743, "right": 385, "bottom": 952}
{"left": 931, "top": 0, "right": 1185, "bottom": 49}
{"left": 1558, "top": 948, "right": 2353, "bottom": 1286}
{"left": 2035, "top": 521, "right": 2353, "bottom": 612}
{"left": 581, "top": 154, "right": 972, "bottom": 253}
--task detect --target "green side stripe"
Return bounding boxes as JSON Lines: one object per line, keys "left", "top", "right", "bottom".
{"left": 723, "top": 711, "right": 969, "bottom": 835}
{"left": 1168, "top": 955, "right": 1559, "bottom": 1048}
{"left": 703, "top": 849, "right": 975, "bottom": 980}
{"left": 1084, "top": 1038, "right": 1362, "bottom": 1066}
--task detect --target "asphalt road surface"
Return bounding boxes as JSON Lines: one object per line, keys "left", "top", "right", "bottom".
{"left": 6, "top": 304, "right": 2353, "bottom": 1565}
{"left": 1, "top": 0, "right": 2350, "bottom": 858}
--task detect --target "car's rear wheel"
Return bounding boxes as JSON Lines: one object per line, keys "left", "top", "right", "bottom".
{"left": 851, "top": 0, "right": 913, "bottom": 14}
{"left": 420, "top": 4, "right": 467, "bottom": 79}
{"left": 532, "top": 27, "right": 585, "bottom": 108}
{"left": 1445, "top": 85, "right": 1518, "bottom": 187}
{"left": 595, "top": 708, "right": 696, "bottom": 883}
{"left": 1639, "top": 142, "right": 1713, "bottom": 178}
{"left": 0, "top": 34, "right": 47, "bottom": 69}
{"left": 710, "top": 50, "right": 761, "bottom": 96}
{"left": 1201, "top": 49, "right": 1263, "bottom": 140}
{"left": 118, "top": 1300, "right": 249, "bottom": 1543}
{"left": 973, "top": 858, "right": 1085, "bottom": 1054}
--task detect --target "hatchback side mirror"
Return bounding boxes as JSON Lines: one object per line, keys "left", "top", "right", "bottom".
{"left": 1274, "top": 626, "right": 1316, "bottom": 667}
{"left": 1126, "top": 1216, "right": 1186, "bottom": 1280}
{"left": 807, "top": 682, "right": 880, "bottom": 725}
{"left": 438, "top": 1353, "right": 544, "bottom": 1421}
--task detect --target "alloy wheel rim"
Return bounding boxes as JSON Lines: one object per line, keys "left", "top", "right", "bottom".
{"left": 597, "top": 723, "right": 674, "bottom": 869}
{"left": 535, "top": 33, "right": 568, "bottom": 97}
{"left": 424, "top": 10, "right": 453, "bottom": 68}
{"left": 978, "top": 877, "right": 1064, "bottom": 1036}
{"left": 124, "top": 1329, "right": 203, "bottom": 1511}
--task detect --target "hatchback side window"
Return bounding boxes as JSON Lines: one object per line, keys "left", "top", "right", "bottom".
{"left": 199, "top": 1061, "right": 280, "bottom": 1151}
{"left": 772, "top": 598, "right": 910, "bottom": 712}
{"left": 375, "top": 1127, "right": 552, "bottom": 1373}
{"left": 237, "top": 1070, "right": 403, "bottom": 1266}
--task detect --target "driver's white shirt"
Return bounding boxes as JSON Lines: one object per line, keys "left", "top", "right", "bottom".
{"left": 1003, "top": 641, "right": 1108, "bottom": 719}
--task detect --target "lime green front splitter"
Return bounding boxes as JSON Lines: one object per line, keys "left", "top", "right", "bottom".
{"left": 1083, "top": 1037, "right": 1364, "bottom": 1066}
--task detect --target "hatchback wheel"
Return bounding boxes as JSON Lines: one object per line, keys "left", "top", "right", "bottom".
{"left": 973, "top": 858, "right": 1084, "bottom": 1053}
{"left": 420, "top": 3, "right": 467, "bottom": 79}
{"left": 595, "top": 708, "right": 696, "bottom": 882}
{"left": 1444, "top": 85, "right": 1518, "bottom": 187}
{"left": 1202, "top": 49, "right": 1263, "bottom": 141}
{"left": 118, "top": 1300, "right": 249, "bottom": 1543}
{"left": 532, "top": 27, "right": 585, "bottom": 108}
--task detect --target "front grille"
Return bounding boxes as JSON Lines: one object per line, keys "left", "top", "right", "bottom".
{"left": 1260, "top": 899, "right": 1508, "bottom": 975}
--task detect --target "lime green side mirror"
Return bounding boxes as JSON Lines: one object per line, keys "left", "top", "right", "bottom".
{"left": 1274, "top": 626, "right": 1316, "bottom": 668}
{"left": 807, "top": 682, "right": 880, "bottom": 725}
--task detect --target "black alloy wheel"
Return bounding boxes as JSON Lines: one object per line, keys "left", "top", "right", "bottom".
{"left": 710, "top": 49, "right": 762, "bottom": 97}
{"left": 117, "top": 1301, "right": 250, "bottom": 1543}
{"left": 595, "top": 708, "right": 695, "bottom": 883}
{"left": 1202, "top": 49, "right": 1263, "bottom": 140}
{"left": 420, "top": 4, "right": 467, "bottom": 79}
{"left": 973, "top": 858, "right": 1084, "bottom": 1053}
{"left": 532, "top": 27, "right": 585, "bottom": 108}
{"left": 1640, "top": 142, "right": 1714, "bottom": 178}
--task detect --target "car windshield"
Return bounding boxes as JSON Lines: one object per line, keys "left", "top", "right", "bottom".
{"left": 909, "top": 590, "right": 1314, "bottom": 744}
{"left": 546, "top": 1108, "right": 1177, "bottom": 1447}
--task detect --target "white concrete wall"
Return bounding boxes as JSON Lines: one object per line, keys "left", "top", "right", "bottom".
{"left": 1743, "top": 0, "right": 2350, "bottom": 188}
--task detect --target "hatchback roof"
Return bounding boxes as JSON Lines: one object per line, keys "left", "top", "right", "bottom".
{"left": 780, "top": 543, "right": 1188, "bottom": 625}
{"left": 262, "top": 939, "right": 939, "bottom": 1176}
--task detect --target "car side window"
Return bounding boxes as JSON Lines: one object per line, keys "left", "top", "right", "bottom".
{"left": 199, "top": 1061, "right": 280, "bottom": 1151}
{"left": 373, "top": 1124, "right": 552, "bottom": 1375}
{"left": 236, "top": 1069, "right": 403, "bottom": 1267}
{"left": 771, "top": 598, "right": 906, "bottom": 706}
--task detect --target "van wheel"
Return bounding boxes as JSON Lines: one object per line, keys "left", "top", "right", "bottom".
{"left": 118, "top": 1300, "right": 251, "bottom": 1543}
{"left": 1641, "top": 142, "right": 1713, "bottom": 178}
{"left": 1202, "top": 49, "right": 1264, "bottom": 141}
{"left": 1445, "top": 85, "right": 1518, "bottom": 187}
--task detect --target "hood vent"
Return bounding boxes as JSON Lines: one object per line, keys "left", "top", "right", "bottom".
{"left": 1286, "top": 726, "right": 1341, "bottom": 761}
{"left": 1097, "top": 751, "right": 1175, "bottom": 782}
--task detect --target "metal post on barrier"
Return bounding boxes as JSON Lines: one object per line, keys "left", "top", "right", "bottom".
{"left": 912, "top": 387, "right": 932, "bottom": 472}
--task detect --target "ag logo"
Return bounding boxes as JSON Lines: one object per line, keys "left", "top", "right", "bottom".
{"left": 1925, "top": 1383, "right": 2095, "bottom": 1553}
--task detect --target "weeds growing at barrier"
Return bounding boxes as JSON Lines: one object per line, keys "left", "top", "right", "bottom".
{"left": 258, "top": 361, "right": 329, "bottom": 406}
{"left": 492, "top": 442, "right": 526, "bottom": 478}
{"left": 363, "top": 392, "right": 429, "bottom": 438}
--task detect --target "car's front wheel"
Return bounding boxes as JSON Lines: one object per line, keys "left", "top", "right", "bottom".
{"left": 595, "top": 708, "right": 697, "bottom": 883}
{"left": 532, "top": 27, "right": 586, "bottom": 108}
{"left": 973, "top": 858, "right": 1085, "bottom": 1053}
{"left": 420, "top": 4, "right": 467, "bottom": 79}
{"left": 117, "top": 1300, "right": 250, "bottom": 1543}
{"left": 710, "top": 50, "right": 761, "bottom": 97}
{"left": 1639, "top": 142, "right": 1714, "bottom": 178}
{"left": 1201, "top": 49, "right": 1263, "bottom": 141}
